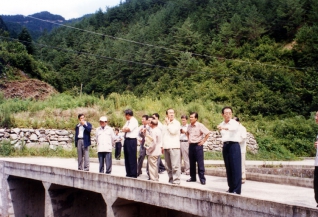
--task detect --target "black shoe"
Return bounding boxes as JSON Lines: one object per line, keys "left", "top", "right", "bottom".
{"left": 186, "top": 178, "right": 196, "bottom": 182}
{"left": 201, "top": 180, "right": 206, "bottom": 185}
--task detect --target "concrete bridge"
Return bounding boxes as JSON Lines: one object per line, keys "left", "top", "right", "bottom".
{"left": 0, "top": 158, "right": 317, "bottom": 217}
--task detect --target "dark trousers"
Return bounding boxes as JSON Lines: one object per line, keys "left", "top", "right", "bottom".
{"left": 124, "top": 138, "right": 137, "bottom": 178}
{"left": 158, "top": 157, "right": 166, "bottom": 172}
{"left": 115, "top": 142, "right": 122, "bottom": 159}
{"left": 314, "top": 166, "right": 318, "bottom": 203}
{"left": 98, "top": 152, "right": 112, "bottom": 173}
{"left": 189, "top": 143, "right": 205, "bottom": 182}
{"left": 137, "top": 144, "right": 146, "bottom": 176}
{"left": 223, "top": 142, "right": 242, "bottom": 194}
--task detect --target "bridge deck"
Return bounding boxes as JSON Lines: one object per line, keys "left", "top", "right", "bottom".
{"left": 1, "top": 157, "right": 316, "bottom": 209}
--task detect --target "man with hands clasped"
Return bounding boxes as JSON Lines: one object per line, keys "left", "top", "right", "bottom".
{"left": 186, "top": 112, "right": 211, "bottom": 185}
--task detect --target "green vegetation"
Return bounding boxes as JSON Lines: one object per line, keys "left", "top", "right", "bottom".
{"left": 0, "top": 93, "right": 316, "bottom": 160}
{"left": 1, "top": 0, "right": 318, "bottom": 160}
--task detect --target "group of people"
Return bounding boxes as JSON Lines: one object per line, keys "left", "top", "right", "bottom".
{"left": 74, "top": 107, "right": 248, "bottom": 195}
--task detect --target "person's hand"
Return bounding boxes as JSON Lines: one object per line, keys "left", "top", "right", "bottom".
{"left": 80, "top": 120, "right": 86, "bottom": 125}
{"left": 198, "top": 140, "right": 204, "bottom": 146}
{"left": 217, "top": 125, "right": 223, "bottom": 131}
{"left": 165, "top": 117, "right": 170, "bottom": 124}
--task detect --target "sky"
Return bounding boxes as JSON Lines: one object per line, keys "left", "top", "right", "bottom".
{"left": 0, "top": 0, "right": 123, "bottom": 20}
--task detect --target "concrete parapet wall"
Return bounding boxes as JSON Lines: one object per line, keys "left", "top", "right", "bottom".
{"left": 0, "top": 160, "right": 316, "bottom": 217}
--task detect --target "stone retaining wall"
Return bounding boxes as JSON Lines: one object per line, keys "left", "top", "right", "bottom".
{"left": 0, "top": 128, "right": 258, "bottom": 153}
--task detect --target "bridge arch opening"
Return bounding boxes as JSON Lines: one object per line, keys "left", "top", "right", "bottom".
{"left": 7, "top": 175, "right": 45, "bottom": 217}
{"left": 48, "top": 184, "right": 106, "bottom": 217}
{"left": 112, "top": 198, "right": 200, "bottom": 217}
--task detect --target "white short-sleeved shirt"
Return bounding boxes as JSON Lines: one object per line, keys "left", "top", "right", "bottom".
{"left": 219, "top": 119, "right": 241, "bottom": 142}
{"left": 123, "top": 116, "right": 139, "bottom": 138}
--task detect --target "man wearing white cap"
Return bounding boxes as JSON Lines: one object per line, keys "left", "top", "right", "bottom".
{"left": 96, "top": 116, "right": 115, "bottom": 174}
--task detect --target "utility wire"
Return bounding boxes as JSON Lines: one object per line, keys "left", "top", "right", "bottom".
{"left": 25, "top": 15, "right": 314, "bottom": 71}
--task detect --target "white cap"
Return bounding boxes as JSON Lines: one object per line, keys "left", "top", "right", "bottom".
{"left": 99, "top": 116, "right": 107, "bottom": 122}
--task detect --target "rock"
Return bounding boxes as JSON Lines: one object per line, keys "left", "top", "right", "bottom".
{"left": 58, "top": 137, "right": 70, "bottom": 142}
{"left": 0, "top": 129, "right": 5, "bottom": 133}
{"left": 56, "top": 130, "right": 69, "bottom": 136}
{"left": 4, "top": 132, "right": 10, "bottom": 138}
{"left": 49, "top": 137, "right": 58, "bottom": 141}
{"left": 30, "top": 134, "right": 38, "bottom": 141}
{"left": 35, "top": 130, "right": 41, "bottom": 136}
{"left": 11, "top": 128, "right": 20, "bottom": 134}
{"left": 39, "top": 137, "right": 48, "bottom": 142}
{"left": 58, "top": 142, "right": 67, "bottom": 146}
{"left": 49, "top": 130, "right": 56, "bottom": 135}
{"left": 49, "top": 145, "right": 56, "bottom": 150}
{"left": 10, "top": 134, "right": 18, "bottom": 140}
{"left": 49, "top": 141, "right": 59, "bottom": 146}
{"left": 14, "top": 142, "right": 22, "bottom": 149}
{"left": 10, "top": 140, "right": 18, "bottom": 145}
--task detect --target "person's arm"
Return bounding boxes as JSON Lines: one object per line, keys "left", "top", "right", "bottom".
{"left": 198, "top": 132, "right": 211, "bottom": 146}
{"left": 198, "top": 124, "right": 211, "bottom": 146}
{"left": 166, "top": 121, "right": 180, "bottom": 135}
{"left": 84, "top": 122, "right": 92, "bottom": 132}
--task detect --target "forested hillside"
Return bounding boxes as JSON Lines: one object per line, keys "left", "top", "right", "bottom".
{"left": 1, "top": 11, "right": 66, "bottom": 40}
{"left": 34, "top": 0, "right": 318, "bottom": 117}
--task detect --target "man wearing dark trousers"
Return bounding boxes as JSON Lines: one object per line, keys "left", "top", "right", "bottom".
{"left": 137, "top": 115, "right": 149, "bottom": 176}
{"left": 114, "top": 128, "right": 122, "bottom": 160}
{"left": 95, "top": 116, "right": 114, "bottom": 174}
{"left": 314, "top": 111, "right": 318, "bottom": 207}
{"left": 218, "top": 106, "right": 242, "bottom": 194}
{"left": 122, "top": 109, "right": 139, "bottom": 178}
{"left": 75, "top": 113, "right": 92, "bottom": 171}
{"left": 186, "top": 112, "right": 211, "bottom": 185}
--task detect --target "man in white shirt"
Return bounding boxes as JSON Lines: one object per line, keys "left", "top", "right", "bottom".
{"left": 95, "top": 116, "right": 115, "bottom": 174}
{"left": 218, "top": 106, "right": 242, "bottom": 194}
{"left": 122, "top": 109, "right": 139, "bottom": 178}
{"left": 233, "top": 117, "right": 247, "bottom": 183}
{"left": 162, "top": 108, "right": 181, "bottom": 185}
{"left": 180, "top": 115, "right": 190, "bottom": 175}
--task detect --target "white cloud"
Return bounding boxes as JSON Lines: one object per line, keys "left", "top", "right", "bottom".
{"left": 0, "top": 0, "right": 122, "bottom": 19}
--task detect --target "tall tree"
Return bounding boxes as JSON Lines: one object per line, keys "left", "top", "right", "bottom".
{"left": 18, "top": 27, "right": 34, "bottom": 55}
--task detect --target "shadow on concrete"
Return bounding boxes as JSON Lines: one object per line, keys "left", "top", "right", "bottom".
{"left": 8, "top": 175, "right": 45, "bottom": 217}
{"left": 49, "top": 184, "right": 106, "bottom": 217}
{"left": 112, "top": 198, "right": 200, "bottom": 217}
